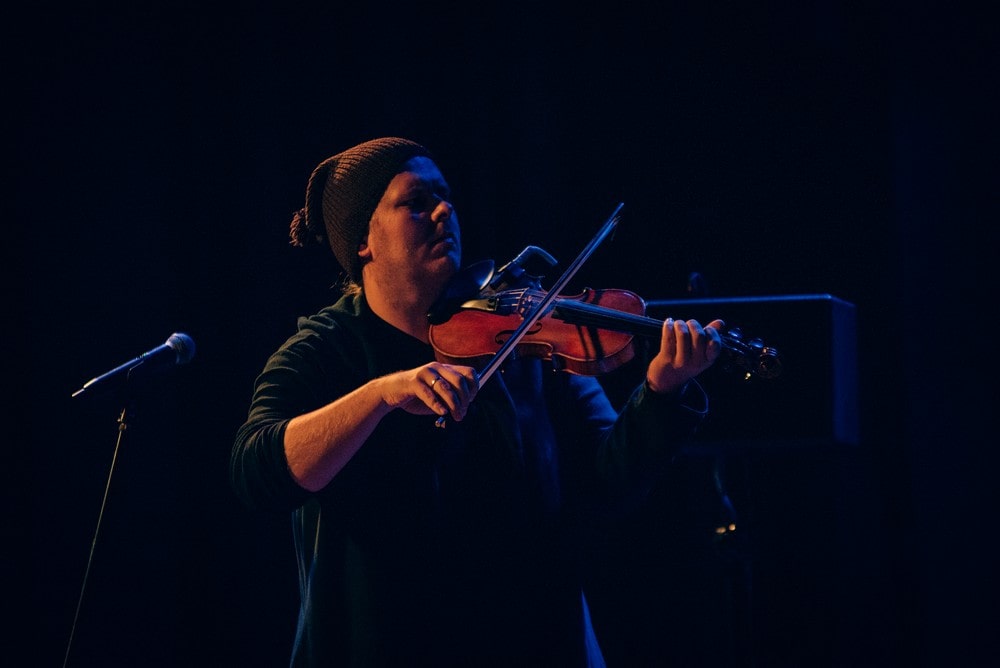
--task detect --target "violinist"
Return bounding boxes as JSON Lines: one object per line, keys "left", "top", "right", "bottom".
{"left": 231, "top": 137, "right": 725, "bottom": 667}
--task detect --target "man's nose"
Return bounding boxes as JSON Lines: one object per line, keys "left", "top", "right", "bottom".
{"left": 433, "top": 198, "right": 453, "bottom": 224}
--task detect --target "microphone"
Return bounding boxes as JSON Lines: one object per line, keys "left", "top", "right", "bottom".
{"left": 72, "top": 332, "right": 196, "bottom": 398}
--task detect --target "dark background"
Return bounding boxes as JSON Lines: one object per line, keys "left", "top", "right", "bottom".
{"left": 12, "top": 2, "right": 993, "bottom": 666}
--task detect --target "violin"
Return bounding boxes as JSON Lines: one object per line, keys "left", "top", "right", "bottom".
{"left": 428, "top": 257, "right": 782, "bottom": 382}
{"left": 426, "top": 204, "right": 780, "bottom": 427}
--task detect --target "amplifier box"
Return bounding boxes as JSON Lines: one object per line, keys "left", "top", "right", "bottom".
{"left": 643, "top": 294, "right": 858, "bottom": 449}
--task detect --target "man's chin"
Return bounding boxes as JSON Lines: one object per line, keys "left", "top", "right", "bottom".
{"left": 424, "top": 252, "right": 459, "bottom": 280}
{"left": 438, "top": 248, "right": 462, "bottom": 271}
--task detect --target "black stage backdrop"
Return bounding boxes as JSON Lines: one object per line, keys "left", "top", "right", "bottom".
{"left": 12, "top": 2, "right": 993, "bottom": 666}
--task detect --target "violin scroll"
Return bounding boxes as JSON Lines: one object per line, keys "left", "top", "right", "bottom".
{"left": 718, "top": 328, "right": 782, "bottom": 380}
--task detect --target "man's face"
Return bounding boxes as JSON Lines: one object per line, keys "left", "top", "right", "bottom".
{"left": 360, "top": 156, "right": 461, "bottom": 291}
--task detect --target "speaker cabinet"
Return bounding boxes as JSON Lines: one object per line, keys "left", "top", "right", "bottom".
{"left": 645, "top": 294, "right": 858, "bottom": 449}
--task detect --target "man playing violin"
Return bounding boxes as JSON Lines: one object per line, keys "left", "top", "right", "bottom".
{"left": 231, "top": 137, "right": 725, "bottom": 667}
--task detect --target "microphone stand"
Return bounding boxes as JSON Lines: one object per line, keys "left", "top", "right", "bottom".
{"left": 62, "top": 401, "right": 133, "bottom": 668}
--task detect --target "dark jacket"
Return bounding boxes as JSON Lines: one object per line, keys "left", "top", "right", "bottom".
{"left": 232, "top": 293, "right": 708, "bottom": 667}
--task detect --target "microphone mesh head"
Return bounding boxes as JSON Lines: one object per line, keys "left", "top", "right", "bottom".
{"left": 167, "top": 333, "right": 196, "bottom": 364}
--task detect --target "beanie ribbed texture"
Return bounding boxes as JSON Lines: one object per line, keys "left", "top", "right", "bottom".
{"left": 290, "top": 137, "right": 430, "bottom": 280}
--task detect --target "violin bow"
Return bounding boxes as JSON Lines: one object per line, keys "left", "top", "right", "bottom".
{"left": 436, "top": 202, "right": 625, "bottom": 427}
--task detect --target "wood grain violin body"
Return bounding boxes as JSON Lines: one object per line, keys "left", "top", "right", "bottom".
{"left": 429, "top": 287, "right": 645, "bottom": 375}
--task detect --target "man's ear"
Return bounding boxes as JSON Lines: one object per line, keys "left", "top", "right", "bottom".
{"left": 357, "top": 237, "right": 371, "bottom": 260}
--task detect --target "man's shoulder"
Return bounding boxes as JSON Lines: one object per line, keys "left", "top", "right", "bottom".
{"left": 300, "top": 293, "right": 365, "bottom": 331}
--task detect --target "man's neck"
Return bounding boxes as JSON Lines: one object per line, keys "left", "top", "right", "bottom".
{"left": 364, "top": 280, "right": 436, "bottom": 344}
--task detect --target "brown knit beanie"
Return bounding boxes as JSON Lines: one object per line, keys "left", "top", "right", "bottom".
{"left": 289, "top": 137, "right": 431, "bottom": 281}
